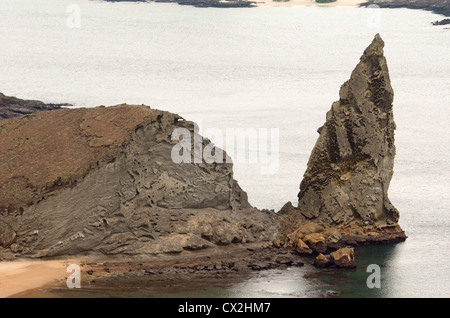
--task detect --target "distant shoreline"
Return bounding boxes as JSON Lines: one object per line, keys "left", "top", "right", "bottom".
{"left": 257, "top": 0, "right": 363, "bottom": 8}
{"left": 360, "top": 0, "right": 450, "bottom": 18}
{"left": 105, "top": 0, "right": 450, "bottom": 17}
{"left": 105, "top": 0, "right": 364, "bottom": 9}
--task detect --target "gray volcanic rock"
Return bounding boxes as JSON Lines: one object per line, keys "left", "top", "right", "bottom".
{"left": 298, "top": 34, "right": 399, "bottom": 227}
{"left": 0, "top": 104, "right": 277, "bottom": 259}
{"left": 0, "top": 220, "right": 16, "bottom": 248}
{"left": 0, "top": 92, "right": 70, "bottom": 120}
{"left": 277, "top": 34, "right": 406, "bottom": 251}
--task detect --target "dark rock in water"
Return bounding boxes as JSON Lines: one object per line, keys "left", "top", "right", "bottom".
{"left": 314, "top": 247, "right": 356, "bottom": 269}
{"left": 278, "top": 34, "right": 406, "bottom": 251}
{"left": 432, "top": 19, "right": 450, "bottom": 26}
{"left": 0, "top": 104, "right": 278, "bottom": 259}
{"left": 0, "top": 92, "right": 70, "bottom": 120}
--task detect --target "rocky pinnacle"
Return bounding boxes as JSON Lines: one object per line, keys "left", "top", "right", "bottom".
{"left": 297, "top": 34, "right": 400, "bottom": 228}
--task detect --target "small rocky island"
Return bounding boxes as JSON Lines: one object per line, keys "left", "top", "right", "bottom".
{"left": 275, "top": 34, "right": 406, "bottom": 264}
{"left": 0, "top": 35, "right": 405, "bottom": 276}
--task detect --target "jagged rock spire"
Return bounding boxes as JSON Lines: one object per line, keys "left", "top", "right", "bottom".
{"left": 297, "top": 34, "right": 400, "bottom": 227}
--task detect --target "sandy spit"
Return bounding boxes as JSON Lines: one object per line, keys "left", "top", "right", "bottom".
{"left": 0, "top": 259, "right": 77, "bottom": 298}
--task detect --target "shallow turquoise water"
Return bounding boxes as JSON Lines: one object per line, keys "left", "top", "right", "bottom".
{"left": 1, "top": 0, "right": 449, "bottom": 297}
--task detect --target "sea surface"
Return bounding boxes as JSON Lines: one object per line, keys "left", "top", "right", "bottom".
{"left": 1, "top": 0, "right": 449, "bottom": 298}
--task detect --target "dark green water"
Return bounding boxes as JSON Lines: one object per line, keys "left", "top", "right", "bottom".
{"left": 310, "top": 244, "right": 403, "bottom": 298}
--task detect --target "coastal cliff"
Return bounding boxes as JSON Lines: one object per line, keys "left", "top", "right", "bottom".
{"left": 0, "top": 105, "right": 277, "bottom": 259}
{"left": 0, "top": 35, "right": 406, "bottom": 262}
{"left": 276, "top": 34, "right": 406, "bottom": 253}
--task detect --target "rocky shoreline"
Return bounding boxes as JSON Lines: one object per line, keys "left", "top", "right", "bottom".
{"left": 22, "top": 243, "right": 341, "bottom": 297}
{"left": 76, "top": 244, "right": 307, "bottom": 290}
{"left": 1, "top": 35, "right": 407, "bottom": 296}
{"left": 103, "top": 0, "right": 450, "bottom": 16}
{"left": 361, "top": 0, "right": 450, "bottom": 22}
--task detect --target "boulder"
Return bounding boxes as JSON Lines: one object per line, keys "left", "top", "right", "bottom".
{"left": 293, "top": 238, "right": 313, "bottom": 255}
{"left": 330, "top": 247, "right": 356, "bottom": 269}
{"left": 314, "top": 253, "right": 333, "bottom": 268}
{"left": 303, "top": 232, "right": 327, "bottom": 253}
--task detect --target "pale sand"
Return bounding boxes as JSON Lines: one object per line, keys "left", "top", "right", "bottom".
{"left": 0, "top": 259, "right": 76, "bottom": 298}
{"left": 258, "top": 0, "right": 364, "bottom": 7}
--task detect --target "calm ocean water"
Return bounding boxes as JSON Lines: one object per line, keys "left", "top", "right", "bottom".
{"left": 0, "top": 0, "right": 449, "bottom": 297}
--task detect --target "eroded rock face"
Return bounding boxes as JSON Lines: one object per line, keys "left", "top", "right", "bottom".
{"left": 299, "top": 34, "right": 400, "bottom": 227}
{"left": 0, "top": 105, "right": 278, "bottom": 259}
{"left": 279, "top": 34, "right": 406, "bottom": 250}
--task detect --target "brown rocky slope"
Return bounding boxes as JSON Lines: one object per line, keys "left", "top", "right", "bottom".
{"left": 0, "top": 105, "right": 278, "bottom": 259}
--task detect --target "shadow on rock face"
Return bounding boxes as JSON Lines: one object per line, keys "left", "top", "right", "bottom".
{"left": 276, "top": 34, "right": 406, "bottom": 254}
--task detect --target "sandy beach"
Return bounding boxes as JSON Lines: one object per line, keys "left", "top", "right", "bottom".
{"left": 0, "top": 259, "right": 75, "bottom": 298}
{"left": 258, "top": 0, "right": 364, "bottom": 7}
